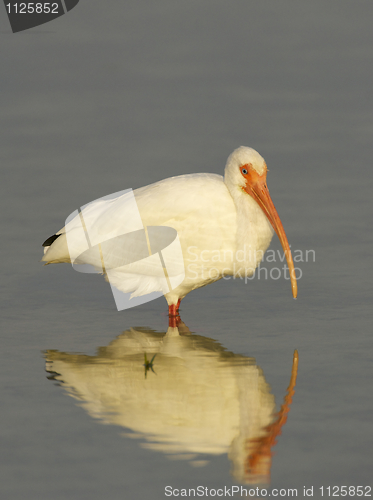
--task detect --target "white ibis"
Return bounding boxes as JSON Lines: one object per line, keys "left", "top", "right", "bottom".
{"left": 42, "top": 147, "right": 297, "bottom": 320}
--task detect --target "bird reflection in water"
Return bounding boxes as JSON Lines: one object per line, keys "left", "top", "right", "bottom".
{"left": 45, "top": 323, "right": 298, "bottom": 484}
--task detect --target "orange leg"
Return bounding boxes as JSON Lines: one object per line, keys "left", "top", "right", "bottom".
{"left": 168, "top": 299, "right": 181, "bottom": 316}
{"left": 168, "top": 299, "right": 181, "bottom": 328}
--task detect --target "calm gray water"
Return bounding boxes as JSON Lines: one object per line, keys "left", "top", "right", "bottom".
{"left": 1, "top": 1, "right": 372, "bottom": 499}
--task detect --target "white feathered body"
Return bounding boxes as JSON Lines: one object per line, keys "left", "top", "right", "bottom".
{"left": 42, "top": 155, "right": 275, "bottom": 305}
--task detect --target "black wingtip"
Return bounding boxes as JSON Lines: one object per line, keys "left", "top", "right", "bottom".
{"left": 42, "top": 234, "right": 61, "bottom": 247}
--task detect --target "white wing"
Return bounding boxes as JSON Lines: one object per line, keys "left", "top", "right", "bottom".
{"left": 42, "top": 174, "right": 238, "bottom": 300}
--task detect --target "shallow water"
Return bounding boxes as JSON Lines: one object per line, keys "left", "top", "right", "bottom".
{"left": 1, "top": 1, "right": 373, "bottom": 499}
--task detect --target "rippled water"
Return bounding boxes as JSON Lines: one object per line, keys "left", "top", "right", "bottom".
{"left": 1, "top": 2, "right": 372, "bottom": 499}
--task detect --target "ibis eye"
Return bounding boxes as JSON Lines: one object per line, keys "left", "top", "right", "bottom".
{"left": 242, "top": 168, "right": 248, "bottom": 175}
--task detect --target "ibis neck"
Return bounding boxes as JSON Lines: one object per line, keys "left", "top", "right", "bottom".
{"left": 232, "top": 188, "right": 274, "bottom": 275}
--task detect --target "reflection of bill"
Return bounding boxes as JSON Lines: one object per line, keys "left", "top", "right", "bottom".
{"left": 63, "top": 189, "right": 185, "bottom": 311}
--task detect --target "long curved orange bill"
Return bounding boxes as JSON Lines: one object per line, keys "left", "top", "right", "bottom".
{"left": 244, "top": 169, "right": 297, "bottom": 299}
